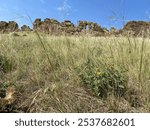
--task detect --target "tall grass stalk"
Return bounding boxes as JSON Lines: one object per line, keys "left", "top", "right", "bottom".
{"left": 34, "top": 30, "right": 53, "bottom": 69}
{"left": 138, "top": 37, "right": 145, "bottom": 90}
{"left": 28, "top": 16, "right": 53, "bottom": 70}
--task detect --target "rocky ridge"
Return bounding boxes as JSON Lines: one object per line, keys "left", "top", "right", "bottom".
{"left": 0, "top": 18, "right": 150, "bottom": 37}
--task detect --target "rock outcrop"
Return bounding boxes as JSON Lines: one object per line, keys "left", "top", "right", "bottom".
{"left": 0, "top": 21, "right": 8, "bottom": 33}
{"left": 0, "top": 21, "right": 18, "bottom": 33}
{"left": 33, "top": 18, "right": 60, "bottom": 34}
{"left": 0, "top": 19, "right": 150, "bottom": 37}
{"left": 32, "top": 18, "right": 107, "bottom": 36}
{"left": 121, "top": 21, "right": 150, "bottom": 37}
{"left": 21, "top": 25, "right": 31, "bottom": 31}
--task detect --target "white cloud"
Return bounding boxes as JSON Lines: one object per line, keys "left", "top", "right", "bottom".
{"left": 57, "top": 0, "right": 71, "bottom": 16}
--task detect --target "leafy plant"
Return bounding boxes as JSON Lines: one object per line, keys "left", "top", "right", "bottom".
{"left": 81, "top": 65, "right": 128, "bottom": 98}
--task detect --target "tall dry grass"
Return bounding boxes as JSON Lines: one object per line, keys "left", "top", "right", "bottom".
{"left": 0, "top": 32, "right": 150, "bottom": 112}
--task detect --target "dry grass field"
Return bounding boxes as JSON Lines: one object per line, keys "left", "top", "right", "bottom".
{"left": 0, "top": 32, "right": 150, "bottom": 112}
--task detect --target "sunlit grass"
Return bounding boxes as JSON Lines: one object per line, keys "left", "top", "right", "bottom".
{"left": 0, "top": 32, "right": 150, "bottom": 112}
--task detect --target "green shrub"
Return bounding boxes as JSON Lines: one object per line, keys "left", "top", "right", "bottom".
{"left": 0, "top": 55, "right": 13, "bottom": 73}
{"left": 81, "top": 65, "right": 128, "bottom": 98}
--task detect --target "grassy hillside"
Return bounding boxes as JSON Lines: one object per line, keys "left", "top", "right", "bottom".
{"left": 0, "top": 32, "right": 150, "bottom": 112}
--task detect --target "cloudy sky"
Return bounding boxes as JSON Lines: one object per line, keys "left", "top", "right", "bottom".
{"left": 0, "top": 0, "right": 150, "bottom": 29}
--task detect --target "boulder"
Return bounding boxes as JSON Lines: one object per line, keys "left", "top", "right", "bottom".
{"left": 6, "top": 21, "right": 19, "bottom": 32}
{"left": 33, "top": 18, "right": 42, "bottom": 30}
{"left": 0, "top": 21, "right": 18, "bottom": 33}
{"left": 33, "top": 18, "right": 60, "bottom": 33}
{"left": 122, "top": 21, "right": 150, "bottom": 36}
{"left": 0, "top": 21, "right": 8, "bottom": 32}
{"left": 21, "top": 25, "right": 31, "bottom": 31}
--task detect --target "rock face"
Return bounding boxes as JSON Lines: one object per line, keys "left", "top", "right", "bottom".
{"left": 0, "top": 21, "right": 18, "bottom": 33}
{"left": 0, "top": 21, "right": 8, "bottom": 33}
{"left": 76, "top": 21, "right": 106, "bottom": 36}
{"left": 33, "top": 18, "right": 107, "bottom": 36}
{"left": 33, "top": 18, "right": 60, "bottom": 34}
{"left": 60, "top": 20, "right": 75, "bottom": 35}
{"left": 21, "top": 25, "right": 31, "bottom": 31}
{"left": 121, "top": 21, "right": 150, "bottom": 37}
{"left": 0, "top": 19, "right": 150, "bottom": 37}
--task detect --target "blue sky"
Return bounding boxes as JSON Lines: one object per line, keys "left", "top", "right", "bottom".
{"left": 0, "top": 0, "right": 150, "bottom": 29}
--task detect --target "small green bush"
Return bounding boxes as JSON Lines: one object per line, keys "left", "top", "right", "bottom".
{"left": 0, "top": 55, "right": 13, "bottom": 73}
{"left": 81, "top": 65, "right": 128, "bottom": 98}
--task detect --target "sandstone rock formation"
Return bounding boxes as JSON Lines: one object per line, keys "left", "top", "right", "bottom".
{"left": 33, "top": 18, "right": 60, "bottom": 34}
{"left": 60, "top": 20, "right": 75, "bottom": 35}
{"left": 0, "top": 21, "right": 8, "bottom": 33}
{"left": 21, "top": 25, "right": 31, "bottom": 31}
{"left": 121, "top": 21, "right": 150, "bottom": 37}
{"left": 76, "top": 20, "right": 107, "bottom": 36}
{"left": 32, "top": 19, "right": 107, "bottom": 36}
{"left": 0, "top": 19, "right": 150, "bottom": 37}
{"left": 0, "top": 21, "right": 18, "bottom": 33}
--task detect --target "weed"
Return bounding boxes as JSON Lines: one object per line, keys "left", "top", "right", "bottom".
{"left": 81, "top": 65, "right": 128, "bottom": 98}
